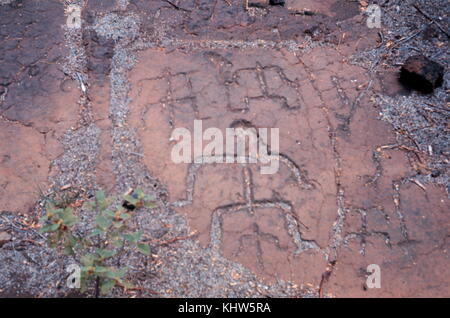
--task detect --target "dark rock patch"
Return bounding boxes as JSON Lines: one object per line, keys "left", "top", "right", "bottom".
{"left": 400, "top": 55, "right": 444, "bottom": 94}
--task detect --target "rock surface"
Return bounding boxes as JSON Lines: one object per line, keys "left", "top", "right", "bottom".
{"left": 0, "top": 0, "right": 448, "bottom": 298}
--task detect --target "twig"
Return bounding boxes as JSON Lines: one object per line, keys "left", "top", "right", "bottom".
{"left": 1, "top": 216, "right": 46, "bottom": 241}
{"left": 424, "top": 102, "right": 450, "bottom": 114}
{"left": 95, "top": 277, "right": 100, "bottom": 298}
{"left": 162, "top": 0, "right": 191, "bottom": 12}
{"left": 411, "top": 179, "right": 426, "bottom": 191}
{"left": 126, "top": 151, "right": 144, "bottom": 158}
{"left": 413, "top": 4, "right": 450, "bottom": 38}
{"left": 389, "top": 26, "right": 426, "bottom": 50}
{"left": 147, "top": 231, "right": 198, "bottom": 247}
{"left": 121, "top": 284, "right": 159, "bottom": 295}
{"left": 376, "top": 31, "right": 384, "bottom": 48}
{"left": 379, "top": 144, "right": 424, "bottom": 163}
{"left": 75, "top": 72, "right": 86, "bottom": 94}
{"left": 318, "top": 262, "right": 335, "bottom": 298}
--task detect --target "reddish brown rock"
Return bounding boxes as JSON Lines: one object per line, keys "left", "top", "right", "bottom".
{"left": 0, "top": 0, "right": 80, "bottom": 214}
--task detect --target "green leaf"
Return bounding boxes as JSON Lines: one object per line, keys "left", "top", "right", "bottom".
{"left": 80, "top": 283, "right": 88, "bottom": 294}
{"left": 96, "top": 190, "right": 107, "bottom": 210}
{"left": 120, "top": 212, "right": 131, "bottom": 220}
{"left": 103, "top": 209, "right": 115, "bottom": 218}
{"left": 95, "top": 189, "right": 105, "bottom": 201}
{"left": 39, "top": 223, "right": 60, "bottom": 233}
{"left": 47, "top": 237, "right": 57, "bottom": 248}
{"left": 96, "top": 248, "right": 117, "bottom": 260}
{"left": 63, "top": 243, "right": 75, "bottom": 255}
{"left": 67, "top": 233, "right": 78, "bottom": 246}
{"left": 46, "top": 202, "right": 63, "bottom": 212}
{"left": 123, "top": 194, "right": 138, "bottom": 205}
{"left": 81, "top": 266, "right": 93, "bottom": 278}
{"left": 137, "top": 243, "right": 151, "bottom": 255}
{"left": 119, "top": 280, "right": 134, "bottom": 289}
{"left": 107, "top": 267, "right": 128, "bottom": 279}
{"left": 100, "top": 279, "right": 115, "bottom": 295}
{"left": 62, "top": 233, "right": 77, "bottom": 255}
{"left": 80, "top": 275, "right": 91, "bottom": 294}
{"left": 112, "top": 239, "right": 123, "bottom": 248}
{"left": 79, "top": 238, "right": 92, "bottom": 249}
{"left": 81, "top": 254, "right": 97, "bottom": 266}
{"left": 38, "top": 215, "right": 48, "bottom": 224}
{"left": 96, "top": 215, "right": 111, "bottom": 230}
{"left": 94, "top": 266, "right": 109, "bottom": 276}
{"left": 123, "top": 231, "right": 142, "bottom": 244}
{"left": 52, "top": 208, "right": 65, "bottom": 219}
{"left": 144, "top": 202, "right": 157, "bottom": 209}
{"left": 61, "top": 208, "right": 78, "bottom": 226}
{"left": 83, "top": 201, "right": 96, "bottom": 211}
{"left": 113, "top": 221, "right": 124, "bottom": 229}
{"left": 134, "top": 188, "right": 145, "bottom": 199}
{"left": 122, "top": 234, "right": 134, "bottom": 243}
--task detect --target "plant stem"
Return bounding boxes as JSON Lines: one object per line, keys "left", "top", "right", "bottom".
{"left": 95, "top": 276, "right": 100, "bottom": 298}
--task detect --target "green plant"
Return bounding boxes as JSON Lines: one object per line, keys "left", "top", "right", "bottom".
{"left": 39, "top": 188, "right": 157, "bottom": 295}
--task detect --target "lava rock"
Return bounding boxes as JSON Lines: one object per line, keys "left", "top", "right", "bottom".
{"left": 305, "top": 26, "right": 323, "bottom": 40}
{"left": 248, "top": 0, "right": 268, "bottom": 7}
{"left": 269, "top": 0, "right": 285, "bottom": 5}
{"left": 122, "top": 199, "right": 137, "bottom": 211}
{"left": 122, "top": 193, "right": 140, "bottom": 211}
{"left": 431, "top": 170, "right": 441, "bottom": 178}
{"left": 400, "top": 55, "right": 444, "bottom": 94}
{"left": 0, "top": 231, "right": 12, "bottom": 248}
{"left": 28, "top": 65, "right": 40, "bottom": 77}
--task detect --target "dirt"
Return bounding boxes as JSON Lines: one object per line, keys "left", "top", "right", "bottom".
{"left": 0, "top": 0, "right": 449, "bottom": 298}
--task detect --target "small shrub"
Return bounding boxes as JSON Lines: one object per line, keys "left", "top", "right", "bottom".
{"left": 39, "top": 188, "right": 157, "bottom": 295}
